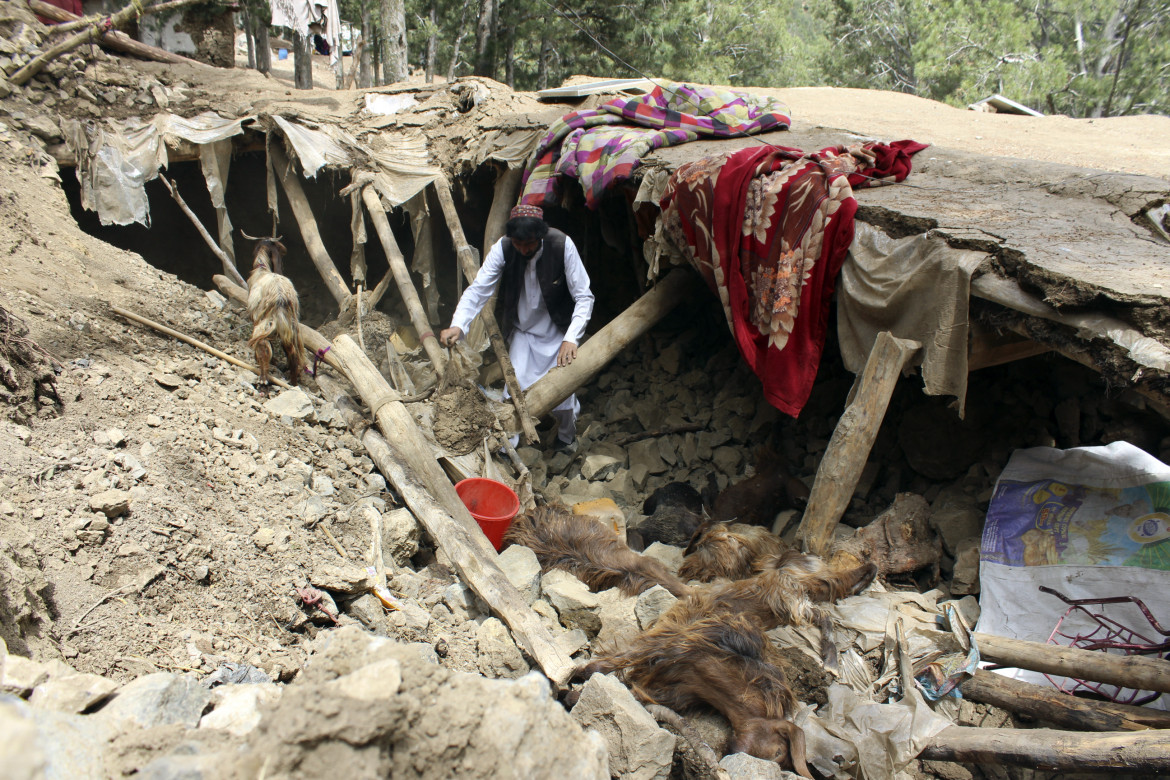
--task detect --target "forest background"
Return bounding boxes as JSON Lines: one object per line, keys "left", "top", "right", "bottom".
{"left": 236, "top": 0, "right": 1168, "bottom": 118}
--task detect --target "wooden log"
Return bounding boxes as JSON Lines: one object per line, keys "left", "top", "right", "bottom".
{"left": 159, "top": 175, "right": 247, "bottom": 288}
{"left": 919, "top": 726, "right": 1170, "bottom": 771}
{"left": 974, "top": 632, "right": 1170, "bottom": 695}
{"left": 360, "top": 186, "right": 447, "bottom": 378}
{"left": 967, "top": 321, "right": 1051, "bottom": 371}
{"left": 28, "top": 0, "right": 205, "bottom": 66}
{"left": 959, "top": 669, "right": 1170, "bottom": 731}
{"left": 431, "top": 176, "right": 540, "bottom": 445}
{"left": 797, "top": 331, "right": 920, "bottom": 557}
{"left": 483, "top": 165, "right": 524, "bottom": 251}
{"left": 267, "top": 142, "right": 352, "bottom": 307}
{"left": 315, "top": 368, "right": 575, "bottom": 686}
{"left": 521, "top": 267, "right": 707, "bottom": 422}
{"left": 384, "top": 339, "right": 416, "bottom": 394}
{"left": 212, "top": 274, "right": 347, "bottom": 379}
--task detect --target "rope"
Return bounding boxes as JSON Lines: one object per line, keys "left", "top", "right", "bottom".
{"left": 307, "top": 345, "right": 330, "bottom": 377}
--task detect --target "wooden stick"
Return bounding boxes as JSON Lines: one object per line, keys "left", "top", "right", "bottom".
{"left": 320, "top": 524, "right": 347, "bottom": 559}
{"left": 360, "top": 185, "right": 447, "bottom": 378}
{"left": 268, "top": 142, "right": 352, "bottom": 307}
{"left": 28, "top": 0, "right": 204, "bottom": 65}
{"left": 521, "top": 267, "right": 706, "bottom": 423}
{"left": 919, "top": 726, "right": 1170, "bottom": 771}
{"left": 384, "top": 339, "right": 416, "bottom": 394}
{"left": 12, "top": 0, "right": 206, "bottom": 85}
{"left": 959, "top": 669, "right": 1170, "bottom": 731}
{"left": 316, "top": 370, "right": 575, "bottom": 686}
{"left": 110, "top": 305, "right": 292, "bottom": 389}
{"left": 483, "top": 165, "right": 524, "bottom": 253}
{"left": 159, "top": 175, "right": 248, "bottom": 288}
{"left": 974, "top": 632, "right": 1170, "bottom": 695}
{"left": 612, "top": 422, "right": 705, "bottom": 447}
{"left": 431, "top": 176, "right": 540, "bottom": 445}
{"left": 797, "top": 331, "right": 920, "bottom": 556}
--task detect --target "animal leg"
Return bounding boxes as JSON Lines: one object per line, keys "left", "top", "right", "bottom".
{"left": 253, "top": 339, "right": 272, "bottom": 386}
{"left": 283, "top": 339, "right": 304, "bottom": 386}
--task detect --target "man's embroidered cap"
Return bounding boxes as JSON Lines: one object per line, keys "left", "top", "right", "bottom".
{"left": 510, "top": 204, "right": 544, "bottom": 220}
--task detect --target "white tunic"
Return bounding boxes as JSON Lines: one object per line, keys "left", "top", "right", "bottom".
{"left": 450, "top": 236, "right": 594, "bottom": 418}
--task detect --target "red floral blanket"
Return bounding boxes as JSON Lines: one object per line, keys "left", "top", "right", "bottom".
{"left": 660, "top": 140, "right": 927, "bottom": 416}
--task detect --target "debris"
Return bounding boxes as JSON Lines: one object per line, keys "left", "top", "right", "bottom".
{"left": 571, "top": 672, "right": 675, "bottom": 780}
{"left": 87, "top": 489, "right": 130, "bottom": 518}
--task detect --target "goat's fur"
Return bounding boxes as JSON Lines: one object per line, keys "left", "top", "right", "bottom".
{"left": 712, "top": 446, "right": 810, "bottom": 526}
{"left": 680, "top": 522, "right": 789, "bottom": 582}
{"left": 246, "top": 239, "right": 305, "bottom": 386}
{"left": 504, "top": 506, "right": 691, "bottom": 598}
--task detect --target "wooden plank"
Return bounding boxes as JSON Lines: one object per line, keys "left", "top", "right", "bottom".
{"left": 797, "top": 331, "right": 921, "bottom": 556}
{"left": 967, "top": 322, "right": 1051, "bottom": 371}
{"left": 483, "top": 166, "right": 524, "bottom": 251}
{"left": 28, "top": 0, "right": 204, "bottom": 65}
{"left": 320, "top": 342, "right": 575, "bottom": 686}
{"left": 959, "top": 669, "right": 1170, "bottom": 731}
{"left": 974, "top": 632, "right": 1170, "bottom": 695}
{"left": 920, "top": 726, "right": 1170, "bottom": 771}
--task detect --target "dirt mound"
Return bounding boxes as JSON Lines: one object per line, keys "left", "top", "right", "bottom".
{"left": 0, "top": 304, "right": 62, "bottom": 424}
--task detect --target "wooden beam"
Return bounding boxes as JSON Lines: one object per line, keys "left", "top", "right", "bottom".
{"left": 483, "top": 165, "right": 524, "bottom": 251}
{"left": 920, "top": 726, "right": 1170, "bottom": 771}
{"left": 520, "top": 266, "right": 706, "bottom": 423}
{"left": 360, "top": 186, "right": 447, "bottom": 378}
{"left": 959, "top": 669, "right": 1170, "bottom": 731}
{"left": 316, "top": 357, "right": 575, "bottom": 686}
{"left": 159, "top": 175, "right": 248, "bottom": 288}
{"left": 268, "top": 142, "right": 352, "bottom": 307}
{"left": 28, "top": 0, "right": 205, "bottom": 66}
{"left": 431, "top": 176, "right": 540, "bottom": 445}
{"left": 974, "top": 632, "right": 1170, "bottom": 695}
{"left": 796, "top": 331, "right": 921, "bottom": 556}
{"left": 967, "top": 322, "right": 1052, "bottom": 370}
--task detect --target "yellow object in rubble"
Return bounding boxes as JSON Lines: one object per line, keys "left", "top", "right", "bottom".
{"left": 573, "top": 498, "right": 627, "bottom": 538}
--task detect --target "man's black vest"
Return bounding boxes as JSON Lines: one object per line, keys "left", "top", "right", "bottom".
{"left": 496, "top": 229, "right": 575, "bottom": 342}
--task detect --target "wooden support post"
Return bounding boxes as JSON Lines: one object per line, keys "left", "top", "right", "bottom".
{"left": 967, "top": 321, "right": 1051, "bottom": 371}
{"left": 212, "top": 274, "right": 347, "bottom": 380}
{"left": 959, "top": 669, "right": 1170, "bottom": 731}
{"left": 483, "top": 165, "right": 524, "bottom": 251}
{"left": 28, "top": 0, "right": 205, "bottom": 66}
{"left": 315, "top": 366, "right": 575, "bottom": 686}
{"left": 159, "top": 175, "right": 247, "bottom": 288}
{"left": 797, "top": 331, "right": 920, "bottom": 556}
{"left": 521, "top": 267, "right": 706, "bottom": 422}
{"left": 431, "top": 176, "right": 540, "bottom": 445}
{"left": 360, "top": 186, "right": 446, "bottom": 378}
{"left": 973, "top": 632, "right": 1170, "bottom": 695}
{"left": 919, "top": 726, "right": 1170, "bottom": 771}
{"left": 268, "top": 142, "right": 352, "bottom": 307}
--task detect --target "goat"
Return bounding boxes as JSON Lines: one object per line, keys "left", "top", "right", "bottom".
{"left": 712, "top": 446, "right": 810, "bottom": 527}
{"left": 244, "top": 235, "right": 305, "bottom": 387}
{"left": 680, "top": 521, "right": 790, "bottom": 583}
{"left": 504, "top": 506, "right": 692, "bottom": 598}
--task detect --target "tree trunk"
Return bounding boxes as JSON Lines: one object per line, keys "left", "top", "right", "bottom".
{"left": 256, "top": 18, "right": 271, "bottom": 74}
{"left": 359, "top": 2, "right": 374, "bottom": 88}
{"left": 504, "top": 23, "right": 515, "bottom": 87}
{"left": 425, "top": 0, "right": 437, "bottom": 83}
{"left": 293, "top": 31, "right": 313, "bottom": 89}
{"left": 473, "top": 0, "right": 495, "bottom": 79}
{"left": 1103, "top": 0, "right": 1145, "bottom": 117}
{"left": 447, "top": 0, "right": 472, "bottom": 81}
{"left": 537, "top": 12, "right": 552, "bottom": 90}
{"left": 242, "top": 2, "right": 256, "bottom": 69}
{"left": 382, "top": 0, "right": 408, "bottom": 84}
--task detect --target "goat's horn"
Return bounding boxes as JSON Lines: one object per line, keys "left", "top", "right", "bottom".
{"left": 240, "top": 231, "right": 261, "bottom": 241}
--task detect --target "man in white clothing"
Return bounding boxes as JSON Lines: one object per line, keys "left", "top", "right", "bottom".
{"left": 439, "top": 204, "right": 594, "bottom": 451}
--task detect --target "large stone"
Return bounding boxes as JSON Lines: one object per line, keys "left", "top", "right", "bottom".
{"left": 635, "top": 586, "right": 678, "bottom": 630}
{"left": 642, "top": 542, "right": 684, "bottom": 575}
{"left": 951, "top": 536, "right": 981, "bottom": 595}
{"left": 29, "top": 661, "right": 118, "bottom": 713}
{"left": 541, "top": 569, "right": 601, "bottom": 635}
{"left": 1, "top": 655, "right": 50, "bottom": 695}
{"left": 89, "top": 489, "right": 131, "bottom": 518}
{"left": 199, "top": 683, "right": 283, "bottom": 736}
{"left": 497, "top": 544, "right": 542, "bottom": 605}
{"left": 381, "top": 507, "right": 421, "bottom": 566}
{"left": 263, "top": 388, "right": 317, "bottom": 422}
{"left": 596, "top": 590, "right": 641, "bottom": 650}
{"left": 328, "top": 658, "right": 403, "bottom": 701}
{"left": 346, "top": 593, "right": 387, "bottom": 632}
{"left": 628, "top": 438, "right": 668, "bottom": 477}
{"left": 0, "top": 697, "right": 115, "bottom": 779}
{"left": 572, "top": 672, "right": 674, "bottom": 780}
{"left": 930, "top": 486, "right": 985, "bottom": 556}
{"left": 581, "top": 442, "right": 627, "bottom": 481}
{"left": 476, "top": 617, "right": 530, "bottom": 679}
{"left": 720, "top": 752, "right": 801, "bottom": 779}
{"left": 712, "top": 446, "right": 744, "bottom": 477}
{"left": 311, "top": 564, "right": 375, "bottom": 595}
{"left": 388, "top": 601, "right": 431, "bottom": 638}
{"left": 98, "top": 672, "right": 212, "bottom": 729}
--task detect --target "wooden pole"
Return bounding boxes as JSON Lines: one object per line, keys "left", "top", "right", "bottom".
{"left": 316, "top": 365, "right": 575, "bottom": 686}
{"left": 959, "top": 669, "right": 1170, "bottom": 731}
{"left": 159, "top": 176, "right": 247, "bottom": 288}
{"left": 797, "top": 331, "right": 920, "bottom": 556}
{"left": 520, "top": 266, "right": 706, "bottom": 422}
{"left": 267, "top": 142, "right": 352, "bottom": 307}
{"left": 920, "top": 726, "right": 1170, "bottom": 771}
{"left": 360, "top": 186, "right": 447, "bottom": 378}
{"left": 110, "top": 305, "right": 291, "bottom": 389}
{"left": 212, "top": 274, "right": 347, "bottom": 380}
{"left": 974, "top": 632, "right": 1170, "bottom": 695}
{"left": 483, "top": 165, "right": 524, "bottom": 251}
{"left": 28, "top": 0, "right": 205, "bottom": 66}
{"left": 431, "top": 176, "right": 540, "bottom": 445}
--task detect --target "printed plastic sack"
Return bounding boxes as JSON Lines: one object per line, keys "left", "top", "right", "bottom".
{"left": 976, "top": 441, "right": 1170, "bottom": 708}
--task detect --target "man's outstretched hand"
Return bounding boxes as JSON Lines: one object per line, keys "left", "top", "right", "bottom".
{"left": 439, "top": 327, "right": 463, "bottom": 347}
{"left": 557, "top": 341, "right": 577, "bottom": 367}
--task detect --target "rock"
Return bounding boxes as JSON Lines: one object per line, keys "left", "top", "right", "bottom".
{"left": 572, "top": 497, "right": 626, "bottom": 537}
{"left": 263, "top": 388, "right": 316, "bottom": 422}
{"left": 346, "top": 593, "right": 386, "bottom": 632}
{"left": 596, "top": 590, "right": 641, "bottom": 650}
{"left": 642, "top": 542, "right": 684, "bottom": 575}
{"left": 311, "top": 473, "right": 335, "bottom": 496}
{"left": 1, "top": 655, "right": 50, "bottom": 695}
{"left": 88, "top": 489, "right": 131, "bottom": 518}
{"left": 298, "top": 495, "right": 328, "bottom": 526}
{"left": 931, "top": 487, "right": 985, "bottom": 556}
{"left": 388, "top": 601, "right": 431, "bottom": 638}
{"left": 572, "top": 672, "right": 674, "bottom": 780}
{"left": 199, "top": 683, "right": 282, "bottom": 736}
{"left": 720, "top": 752, "right": 800, "bottom": 779}
{"left": 327, "top": 658, "right": 402, "bottom": 701}
{"left": 23, "top": 113, "right": 61, "bottom": 142}
{"left": 98, "top": 673, "right": 212, "bottom": 729}
{"left": 635, "top": 585, "right": 678, "bottom": 629}
{"left": 381, "top": 507, "right": 420, "bottom": 566}
{"left": 476, "top": 617, "right": 529, "bottom": 679}
{"left": 541, "top": 569, "right": 601, "bottom": 635}
{"left": 628, "top": 439, "right": 668, "bottom": 477}
{"left": 712, "top": 446, "right": 744, "bottom": 476}
{"left": 497, "top": 544, "right": 542, "bottom": 605}
{"left": 311, "top": 564, "right": 374, "bottom": 595}
{"left": 29, "top": 663, "right": 117, "bottom": 713}
{"left": 152, "top": 372, "right": 184, "bottom": 390}
{"left": 581, "top": 441, "right": 627, "bottom": 481}
{"left": 0, "top": 697, "right": 115, "bottom": 779}
{"left": 656, "top": 344, "right": 683, "bottom": 374}
{"left": 899, "top": 405, "right": 985, "bottom": 480}
{"left": 443, "top": 582, "right": 480, "bottom": 620}
{"left": 555, "top": 627, "right": 590, "bottom": 658}
{"left": 951, "top": 536, "right": 981, "bottom": 595}
{"left": 253, "top": 528, "right": 275, "bottom": 549}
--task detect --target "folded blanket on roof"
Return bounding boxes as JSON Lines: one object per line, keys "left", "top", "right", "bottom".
{"left": 660, "top": 140, "right": 928, "bottom": 417}
{"left": 519, "top": 82, "right": 791, "bottom": 210}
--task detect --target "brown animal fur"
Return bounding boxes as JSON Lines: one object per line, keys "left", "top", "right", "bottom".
{"left": 680, "top": 522, "right": 789, "bottom": 582}
{"left": 712, "top": 446, "right": 810, "bottom": 526}
{"left": 246, "top": 239, "right": 305, "bottom": 386}
{"left": 504, "top": 506, "right": 692, "bottom": 598}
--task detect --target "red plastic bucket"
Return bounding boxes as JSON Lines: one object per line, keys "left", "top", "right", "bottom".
{"left": 455, "top": 478, "right": 520, "bottom": 551}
